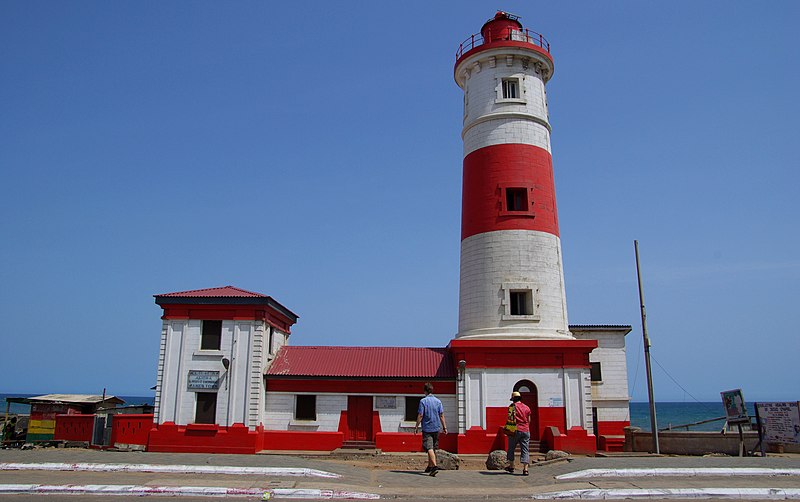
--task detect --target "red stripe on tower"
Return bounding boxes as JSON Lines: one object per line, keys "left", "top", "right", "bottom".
{"left": 461, "top": 144, "right": 559, "bottom": 240}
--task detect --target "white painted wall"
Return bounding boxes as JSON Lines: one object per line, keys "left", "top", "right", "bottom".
{"left": 572, "top": 327, "right": 631, "bottom": 424}
{"left": 155, "top": 319, "right": 263, "bottom": 428}
{"left": 464, "top": 368, "right": 588, "bottom": 431}
{"left": 459, "top": 230, "right": 571, "bottom": 339}
{"left": 458, "top": 50, "right": 552, "bottom": 156}
{"left": 263, "top": 392, "right": 456, "bottom": 434}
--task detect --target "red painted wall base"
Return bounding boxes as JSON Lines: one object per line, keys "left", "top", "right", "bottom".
{"left": 143, "top": 421, "right": 609, "bottom": 455}
{"left": 147, "top": 422, "right": 265, "bottom": 454}
{"left": 543, "top": 426, "right": 596, "bottom": 455}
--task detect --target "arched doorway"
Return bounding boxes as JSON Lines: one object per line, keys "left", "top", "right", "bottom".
{"left": 513, "top": 380, "right": 539, "bottom": 440}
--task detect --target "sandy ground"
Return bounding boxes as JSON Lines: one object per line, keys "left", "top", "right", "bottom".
{"left": 302, "top": 451, "right": 549, "bottom": 471}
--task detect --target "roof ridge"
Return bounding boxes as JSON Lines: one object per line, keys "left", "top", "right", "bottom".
{"left": 154, "top": 285, "right": 268, "bottom": 298}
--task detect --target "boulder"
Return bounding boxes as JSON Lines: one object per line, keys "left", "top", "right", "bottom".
{"left": 485, "top": 449, "right": 509, "bottom": 470}
{"left": 545, "top": 449, "right": 570, "bottom": 460}
{"left": 434, "top": 449, "right": 460, "bottom": 470}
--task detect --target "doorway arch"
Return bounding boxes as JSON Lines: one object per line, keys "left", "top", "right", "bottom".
{"left": 513, "top": 380, "right": 539, "bottom": 439}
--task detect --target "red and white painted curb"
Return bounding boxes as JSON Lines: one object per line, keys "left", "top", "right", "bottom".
{"left": 531, "top": 488, "right": 800, "bottom": 499}
{"left": 0, "top": 462, "right": 339, "bottom": 478}
{"left": 556, "top": 468, "right": 800, "bottom": 479}
{"left": 0, "top": 484, "right": 380, "bottom": 499}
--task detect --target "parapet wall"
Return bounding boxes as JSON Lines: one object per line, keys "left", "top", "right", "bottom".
{"left": 625, "top": 426, "right": 800, "bottom": 455}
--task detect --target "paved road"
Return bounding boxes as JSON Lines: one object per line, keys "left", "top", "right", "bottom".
{"left": 1, "top": 448, "right": 799, "bottom": 499}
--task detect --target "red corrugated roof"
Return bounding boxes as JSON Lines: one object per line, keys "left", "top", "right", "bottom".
{"left": 155, "top": 286, "right": 267, "bottom": 298}
{"left": 267, "top": 346, "right": 454, "bottom": 379}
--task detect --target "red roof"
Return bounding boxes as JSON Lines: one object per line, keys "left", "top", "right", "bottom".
{"left": 155, "top": 286, "right": 268, "bottom": 298}
{"left": 267, "top": 346, "right": 454, "bottom": 379}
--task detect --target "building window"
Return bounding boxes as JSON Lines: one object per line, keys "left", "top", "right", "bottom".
{"left": 405, "top": 396, "right": 422, "bottom": 422}
{"left": 295, "top": 395, "right": 316, "bottom": 421}
{"left": 502, "top": 78, "right": 518, "bottom": 99}
{"left": 509, "top": 290, "right": 533, "bottom": 315}
{"left": 195, "top": 392, "right": 217, "bottom": 424}
{"left": 590, "top": 362, "right": 602, "bottom": 382}
{"left": 201, "top": 320, "right": 222, "bottom": 350}
{"left": 505, "top": 187, "right": 528, "bottom": 211}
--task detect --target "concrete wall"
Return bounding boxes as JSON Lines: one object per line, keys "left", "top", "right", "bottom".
{"left": 625, "top": 427, "right": 764, "bottom": 456}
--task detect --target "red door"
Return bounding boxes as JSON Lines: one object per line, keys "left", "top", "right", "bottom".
{"left": 347, "top": 396, "right": 373, "bottom": 441}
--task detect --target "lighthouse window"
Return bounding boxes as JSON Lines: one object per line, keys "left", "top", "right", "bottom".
{"left": 509, "top": 290, "right": 533, "bottom": 316}
{"left": 506, "top": 188, "right": 528, "bottom": 211}
{"left": 201, "top": 320, "right": 222, "bottom": 350}
{"left": 502, "top": 78, "right": 519, "bottom": 99}
{"left": 501, "top": 282, "right": 540, "bottom": 321}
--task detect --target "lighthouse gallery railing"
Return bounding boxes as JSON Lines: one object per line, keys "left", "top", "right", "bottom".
{"left": 456, "top": 28, "right": 551, "bottom": 60}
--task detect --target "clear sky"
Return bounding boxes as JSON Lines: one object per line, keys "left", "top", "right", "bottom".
{"left": 2, "top": 1, "right": 798, "bottom": 403}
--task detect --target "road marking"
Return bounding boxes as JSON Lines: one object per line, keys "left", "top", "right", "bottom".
{"left": 533, "top": 488, "right": 800, "bottom": 499}
{"left": 0, "top": 484, "right": 379, "bottom": 499}
{"left": 0, "top": 462, "right": 340, "bottom": 478}
{"left": 556, "top": 468, "right": 800, "bottom": 479}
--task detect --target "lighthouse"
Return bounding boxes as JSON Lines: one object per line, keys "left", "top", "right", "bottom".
{"left": 455, "top": 11, "right": 569, "bottom": 341}
{"left": 448, "top": 13, "right": 609, "bottom": 453}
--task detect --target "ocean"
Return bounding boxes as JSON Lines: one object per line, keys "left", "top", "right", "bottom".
{"left": 2, "top": 393, "right": 749, "bottom": 432}
{"left": 628, "top": 401, "right": 757, "bottom": 432}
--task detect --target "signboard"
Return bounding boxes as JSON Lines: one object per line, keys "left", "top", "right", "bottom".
{"left": 756, "top": 402, "right": 800, "bottom": 445}
{"left": 375, "top": 397, "right": 397, "bottom": 409}
{"left": 187, "top": 370, "right": 220, "bottom": 390}
{"left": 721, "top": 389, "right": 749, "bottom": 425}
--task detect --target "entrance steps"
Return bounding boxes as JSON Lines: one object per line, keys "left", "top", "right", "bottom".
{"left": 339, "top": 440, "right": 377, "bottom": 451}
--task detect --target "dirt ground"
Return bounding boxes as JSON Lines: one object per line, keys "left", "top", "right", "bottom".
{"left": 304, "top": 451, "right": 547, "bottom": 471}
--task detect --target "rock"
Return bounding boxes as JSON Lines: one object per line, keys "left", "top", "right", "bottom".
{"left": 545, "top": 450, "right": 570, "bottom": 460}
{"left": 434, "top": 449, "right": 460, "bottom": 470}
{"left": 485, "top": 449, "right": 510, "bottom": 470}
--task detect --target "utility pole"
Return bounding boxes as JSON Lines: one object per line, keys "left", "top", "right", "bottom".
{"left": 634, "top": 240, "right": 659, "bottom": 454}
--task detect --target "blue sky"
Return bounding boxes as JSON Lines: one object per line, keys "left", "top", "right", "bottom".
{"left": 2, "top": 1, "right": 798, "bottom": 403}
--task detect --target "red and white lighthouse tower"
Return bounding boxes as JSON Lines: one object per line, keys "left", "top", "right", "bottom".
{"left": 455, "top": 12, "right": 568, "bottom": 341}
{"left": 450, "top": 13, "right": 599, "bottom": 453}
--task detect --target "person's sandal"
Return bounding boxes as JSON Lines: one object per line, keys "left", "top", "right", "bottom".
{"left": 522, "top": 469, "right": 529, "bottom": 476}
{"left": 504, "top": 466, "right": 515, "bottom": 474}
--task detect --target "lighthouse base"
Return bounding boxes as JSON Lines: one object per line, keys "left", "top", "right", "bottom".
{"left": 449, "top": 338, "right": 598, "bottom": 453}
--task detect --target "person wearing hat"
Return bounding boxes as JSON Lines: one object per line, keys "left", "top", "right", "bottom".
{"left": 505, "top": 391, "right": 532, "bottom": 475}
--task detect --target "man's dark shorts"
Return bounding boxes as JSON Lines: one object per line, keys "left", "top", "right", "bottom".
{"left": 422, "top": 431, "right": 439, "bottom": 451}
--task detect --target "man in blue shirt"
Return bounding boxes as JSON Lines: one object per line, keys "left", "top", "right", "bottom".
{"left": 414, "top": 382, "right": 448, "bottom": 476}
